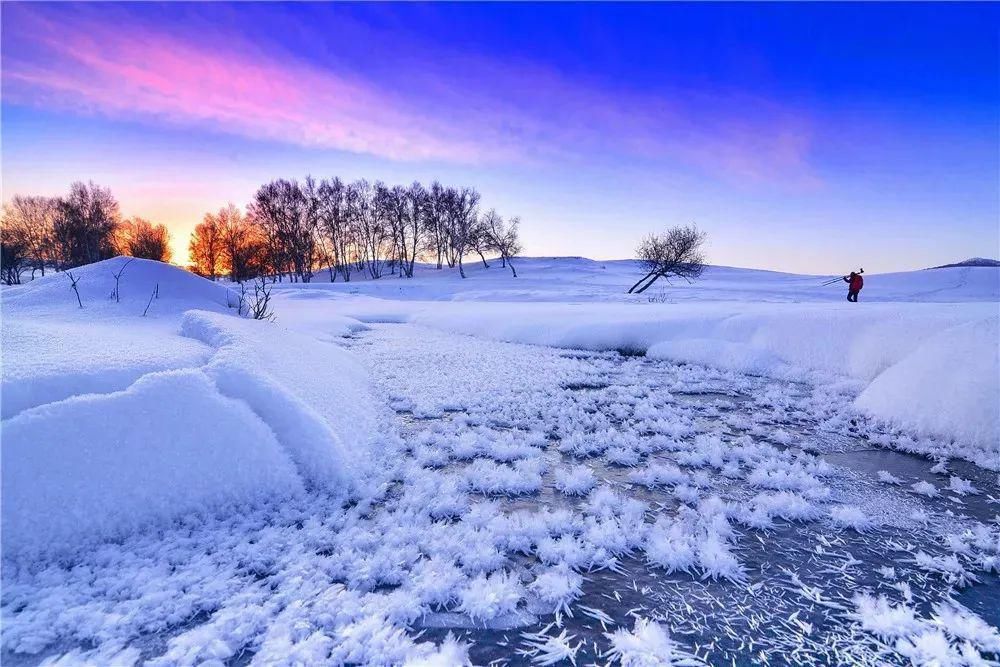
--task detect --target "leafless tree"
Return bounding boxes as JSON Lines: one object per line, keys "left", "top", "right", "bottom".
{"left": 424, "top": 182, "right": 449, "bottom": 270}
{"left": 1, "top": 195, "right": 58, "bottom": 282}
{"left": 243, "top": 276, "right": 276, "bottom": 321}
{"left": 221, "top": 205, "right": 267, "bottom": 283}
{"left": 470, "top": 215, "right": 492, "bottom": 269}
{"left": 53, "top": 182, "right": 121, "bottom": 268}
{"left": 317, "top": 177, "right": 356, "bottom": 282}
{"left": 0, "top": 230, "right": 28, "bottom": 285}
{"left": 482, "top": 210, "right": 523, "bottom": 277}
{"left": 382, "top": 183, "right": 425, "bottom": 278}
{"left": 252, "top": 178, "right": 320, "bottom": 283}
{"left": 142, "top": 283, "right": 159, "bottom": 317}
{"left": 190, "top": 212, "right": 223, "bottom": 279}
{"left": 628, "top": 225, "right": 707, "bottom": 294}
{"left": 117, "top": 218, "right": 171, "bottom": 262}
{"left": 350, "top": 180, "right": 391, "bottom": 279}
{"left": 444, "top": 187, "right": 480, "bottom": 279}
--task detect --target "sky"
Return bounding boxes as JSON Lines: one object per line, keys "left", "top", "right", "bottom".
{"left": 2, "top": 2, "right": 998, "bottom": 273}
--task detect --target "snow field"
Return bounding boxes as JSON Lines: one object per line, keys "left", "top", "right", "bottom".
{"left": 4, "top": 320, "right": 998, "bottom": 663}
{"left": 3, "top": 257, "right": 999, "bottom": 664}
{"left": 2, "top": 259, "right": 386, "bottom": 557}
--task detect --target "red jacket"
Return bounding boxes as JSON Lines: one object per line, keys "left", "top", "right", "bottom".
{"left": 849, "top": 274, "right": 864, "bottom": 291}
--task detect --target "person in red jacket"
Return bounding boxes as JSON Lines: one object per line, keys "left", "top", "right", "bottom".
{"left": 843, "top": 269, "right": 864, "bottom": 302}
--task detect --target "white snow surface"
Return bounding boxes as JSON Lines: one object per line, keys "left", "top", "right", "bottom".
{"left": 3, "top": 255, "right": 999, "bottom": 665}
{"left": 272, "top": 257, "right": 1000, "bottom": 461}
{"left": 2, "top": 368, "right": 305, "bottom": 553}
{"left": 2, "top": 258, "right": 384, "bottom": 556}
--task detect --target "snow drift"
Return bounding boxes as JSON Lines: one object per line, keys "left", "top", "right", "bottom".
{"left": 2, "top": 369, "right": 304, "bottom": 554}
{"left": 1, "top": 259, "right": 382, "bottom": 556}
{"left": 180, "top": 310, "right": 381, "bottom": 489}
{"left": 403, "top": 301, "right": 998, "bottom": 455}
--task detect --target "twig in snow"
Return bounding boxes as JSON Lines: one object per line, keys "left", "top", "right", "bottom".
{"left": 66, "top": 271, "right": 83, "bottom": 308}
{"left": 109, "top": 257, "right": 134, "bottom": 303}
{"left": 142, "top": 282, "right": 158, "bottom": 317}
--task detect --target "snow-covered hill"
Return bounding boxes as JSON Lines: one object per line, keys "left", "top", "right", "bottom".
{"left": 285, "top": 256, "right": 1000, "bottom": 303}
{"left": 929, "top": 257, "right": 1000, "bottom": 269}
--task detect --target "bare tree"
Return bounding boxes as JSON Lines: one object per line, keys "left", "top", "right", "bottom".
{"left": 444, "top": 187, "right": 480, "bottom": 279}
{"left": 117, "top": 218, "right": 171, "bottom": 262}
{"left": 382, "top": 182, "right": 425, "bottom": 278}
{"left": 628, "top": 225, "right": 707, "bottom": 294}
{"left": 243, "top": 276, "right": 276, "bottom": 321}
{"left": 317, "top": 177, "right": 356, "bottom": 282}
{"left": 190, "top": 212, "right": 223, "bottom": 279}
{"left": 53, "top": 182, "right": 121, "bottom": 268}
{"left": 0, "top": 228, "right": 28, "bottom": 285}
{"left": 142, "top": 283, "right": 159, "bottom": 317}
{"left": 1, "top": 195, "right": 58, "bottom": 282}
{"left": 220, "top": 205, "right": 268, "bottom": 283}
{"left": 65, "top": 271, "right": 83, "bottom": 308}
{"left": 251, "top": 178, "right": 320, "bottom": 283}
{"left": 350, "top": 180, "right": 391, "bottom": 279}
{"left": 109, "top": 257, "right": 135, "bottom": 302}
{"left": 424, "top": 182, "right": 449, "bottom": 270}
{"left": 482, "top": 211, "right": 523, "bottom": 277}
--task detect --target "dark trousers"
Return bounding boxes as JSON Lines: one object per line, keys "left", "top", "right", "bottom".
{"left": 847, "top": 290, "right": 860, "bottom": 302}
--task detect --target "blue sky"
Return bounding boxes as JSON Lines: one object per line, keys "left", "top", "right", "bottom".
{"left": 2, "top": 2, "right": 997, "bottom": 271}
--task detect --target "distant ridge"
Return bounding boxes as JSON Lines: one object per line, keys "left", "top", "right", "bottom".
{"left": 928, "top": 257, "right": 1000, "bottom": 269}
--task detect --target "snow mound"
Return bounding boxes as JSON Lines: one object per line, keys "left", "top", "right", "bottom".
{"left": 180, "top": 310, "right": 382, "bottom": 487}
{"left": 1, "top": 369, "right": 303, "bottom": 555}
{"left": 1, "top": 317, "right": 211, "bottom": 418}
{"left": 856, "top": 317, "right": 1000, "bottom": 451}
{"left": 3, "top": 256, "right": 237, "bottom": 315}
{"left": 2, "top": 262, "right": 384, "bottom": 556}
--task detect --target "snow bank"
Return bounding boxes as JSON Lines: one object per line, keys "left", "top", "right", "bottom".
{"left": 1, "top": 318, "right": 211, "bottom": 418}
{"left": 856, "top": 317, "right": 999, "bottom": 448}
{"left": 272, "top": 257, "right": 1000, "bottom": 304}
{"left": 2, "top": 259, "right": 384, "bottom": 556}
{"left": 1, "top": 369, "right": 303, "bottom": 555}
{"left": 181, "top": 310, "right": 382, "bottom": 489}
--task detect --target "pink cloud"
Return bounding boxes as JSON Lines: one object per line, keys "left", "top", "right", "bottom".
{"left": 3, "top": 9, "right": 505, "bottom": 163}
{"left": 3, "top": 6, "right": 821, "bottom": 185}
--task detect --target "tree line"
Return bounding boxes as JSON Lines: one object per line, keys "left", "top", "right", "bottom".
{"left": 0, "top": 182, "right": 171, "bottom": 284}
{"left": 189, "top": 178, "right": 522, "bottom": 283}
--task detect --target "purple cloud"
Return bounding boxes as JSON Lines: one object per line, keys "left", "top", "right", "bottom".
{"left": 3, "top": 5, "right": 820, "bottom": 184}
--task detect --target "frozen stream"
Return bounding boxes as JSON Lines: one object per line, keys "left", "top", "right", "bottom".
{"left": 344, "top": 324, "right": 999, "bottom": 666}
{"left": 2, "top": 322, "right": 997, "bottom": 666}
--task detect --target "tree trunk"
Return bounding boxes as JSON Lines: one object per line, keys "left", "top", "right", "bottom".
{"left": 458, "top": 256, "right": 466, "bottom": 279}
{"left": 508, "top": 257, "right": 517, "bottom": 278}
{"left": 477, "top": 250, "right": 490, "bottom": 268}
{"left": 633, "top": 272, "right": 662, "bottom": 294}
{"left": 627, "top": 269, "right": 657, "bottom": 294}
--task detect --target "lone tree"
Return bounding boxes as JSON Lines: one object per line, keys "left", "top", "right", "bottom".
{"left": 628, "top": 225, "right": 707, "bottom": 294}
